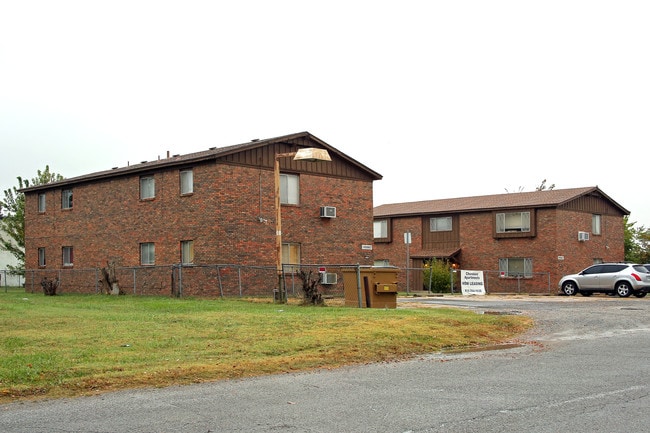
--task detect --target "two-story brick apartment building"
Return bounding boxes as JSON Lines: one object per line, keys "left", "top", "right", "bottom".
{"left": 21, "top": 132, "right": 382, "bottom": 296}
{"left": 373, "top": 187, "right": 628, "bottom": 294}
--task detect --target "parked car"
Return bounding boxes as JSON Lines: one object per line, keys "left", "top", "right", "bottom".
{"left": 559, "top": 263, "right": 650, "bottom": 297}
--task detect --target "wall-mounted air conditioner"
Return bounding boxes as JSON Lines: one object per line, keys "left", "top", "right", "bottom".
{"left": 321, "top": 273, "right": 338, "bottom": 284}
{"left": 320, "top": 206, "right": 337, "bottom": 218}
{"left": 578, "top": 231, "right": 590, "bottom": 241}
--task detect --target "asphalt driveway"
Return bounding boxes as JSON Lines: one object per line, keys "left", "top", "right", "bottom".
{"left": 2, "top": 295, "right": 649, "bottom": 433}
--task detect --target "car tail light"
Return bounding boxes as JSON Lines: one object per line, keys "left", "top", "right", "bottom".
{"left": 631, "top": 273, "right": 642, "bottom": 281}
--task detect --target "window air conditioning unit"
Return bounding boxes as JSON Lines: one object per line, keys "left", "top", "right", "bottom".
{"left": 321, "top": 273, "right": 338, "bottom": 285}
{"left": 320, "top": 206, "right": 337, "bottom": 218}
{"left": 578, "top": 231, "right": 590, "bottom": 241}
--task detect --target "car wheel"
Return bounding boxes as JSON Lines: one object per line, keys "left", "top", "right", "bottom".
{"left": 615, "top": 282, "right": 632, "bottom": 297}
{"left": 562, "top": 281, "right": 578, "bottom": 296}
{"left": 633, "top": 292, "right": 647, "bottom": 298}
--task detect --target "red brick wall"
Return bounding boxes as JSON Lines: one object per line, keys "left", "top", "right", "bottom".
{"left": 24, "top": 161, "right": 375, "bottom": 295}
{"left": 373, "top": 208, "right": 625, "bottom": 293}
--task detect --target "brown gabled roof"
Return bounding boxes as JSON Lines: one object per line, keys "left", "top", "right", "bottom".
{"left": 21, "top": 131, "right": 382, "bottom": 192}
{"left": 374, "top": 186, "right": 629, "bottom": 217}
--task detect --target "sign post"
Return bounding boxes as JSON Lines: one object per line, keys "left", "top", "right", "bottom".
{"left": 404, "top": 231, "right": 411, "bottom": 293}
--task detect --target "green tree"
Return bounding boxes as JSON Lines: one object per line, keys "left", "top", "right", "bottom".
{"left": 0, "top": 166, "right": 64, "bottom": 274}
{"left": 535, "top": 179, "right": 555, "bottom": 191}
{"left": 505, "top": 179, "right": 555, "bottom": 193}
{"left": 422, "top": 259, "right": 453, "bottom": 293}
{"left": 624, "top": 216, "right": 650, "bottom": 264}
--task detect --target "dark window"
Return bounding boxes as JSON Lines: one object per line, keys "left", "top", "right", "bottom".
{"left": 38, "top": 193, "right": 46, "bottom": 212}
{"left": 62, "top": 189, "right": 73, "bottom": 209}
{"left": 582, "top": 265, "right": 603, "bottom": 275}
{"left": 140, "top": 176, "right": 155, "bottom": 200}
{"left": 62, "top": 246, "right": 73, "bottom": 266}
{"left": 38, "top": 248, "right": 46, "bottom": 267}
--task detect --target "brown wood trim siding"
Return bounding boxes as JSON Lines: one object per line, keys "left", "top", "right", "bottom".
{"left": 373, "top": 217, "right": 392, "bottom": 243}
{"left": 559, "top": 194, "right": 625, "bottom": 216}
{"left": 219, "top": 140, "right": 375, "bottom": 181}
{"left": 421, "top": 214, "right": 460, "bottom": 250}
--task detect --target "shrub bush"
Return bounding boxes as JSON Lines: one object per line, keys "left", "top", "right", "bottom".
{"left": 422, "top": 259, "right": 452, "bottom": 293}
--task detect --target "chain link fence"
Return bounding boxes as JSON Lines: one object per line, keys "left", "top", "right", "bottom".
{"left": 402, "top": 267, "right": 553, "bottom": 295}
{"left": 19, "top": 264, "right": 352, "bottom": 298}
{"left": 1, "top": 269, "right": 24, "bottom": 291}
{"left": 10, "top": 265, "right": 552, "bottom": 297}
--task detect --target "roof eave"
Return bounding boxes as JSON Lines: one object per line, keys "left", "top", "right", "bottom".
{"left": 20, "top": 131, "right": 383, "bottom": 193}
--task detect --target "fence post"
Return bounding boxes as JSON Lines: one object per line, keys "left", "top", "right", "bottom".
{"left": 178, "top": 264, "right": 183, "bottom": 298}
{"left": 216, "top": 265, "right": 223, "bottom": 297}
{"left": 356, "top": 264, "right": 363, "bottom": 308}
{"left": 238, "top": 266, "right": 242, "bottom": 297}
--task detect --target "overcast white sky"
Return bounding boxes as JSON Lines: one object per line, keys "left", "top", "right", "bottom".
{"left": 1, "top": 1, "right": 649, "bottom": 225}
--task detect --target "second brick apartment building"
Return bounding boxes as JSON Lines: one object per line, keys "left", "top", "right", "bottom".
{"left": 373, "top": 187, "right": 628, "bottom": 294}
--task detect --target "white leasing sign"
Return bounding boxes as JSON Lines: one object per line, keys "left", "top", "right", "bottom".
{"left": 460, "top": 270, "right": 486, "bottom": 295}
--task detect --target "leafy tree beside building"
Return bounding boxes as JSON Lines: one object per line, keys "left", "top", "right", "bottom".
{"left": 624, "top": 216, "right": 650, "bottom": 264}
{"left": 0, "top": 166, "right": 64, "bottom": 275}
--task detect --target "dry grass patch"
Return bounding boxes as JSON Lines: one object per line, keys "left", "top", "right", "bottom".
{"left": 0, "top": 289, "right": 531, "bottom": 402}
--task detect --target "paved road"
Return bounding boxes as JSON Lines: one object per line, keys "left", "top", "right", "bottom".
{"left": 2, "top": 295, "right": 649, "bottom": 432}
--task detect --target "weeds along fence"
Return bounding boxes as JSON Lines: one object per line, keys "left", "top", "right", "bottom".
{"left": 21, "top": 264, "right": 355, "bottom": 298}
{"left": 23, "top": 265, "right": 278, "bottom": 297}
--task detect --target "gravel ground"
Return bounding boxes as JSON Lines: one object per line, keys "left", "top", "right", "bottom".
{"left": 400, "top": 293, "right": 650, "bottom": 346}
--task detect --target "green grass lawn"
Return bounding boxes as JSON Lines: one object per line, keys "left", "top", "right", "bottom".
{"left": 0, "top": 288, "right": 532, "bottom": 402}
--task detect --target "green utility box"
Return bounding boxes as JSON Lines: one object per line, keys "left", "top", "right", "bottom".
{"left": 342, "top": 267, "right": 400, "bottom": 308}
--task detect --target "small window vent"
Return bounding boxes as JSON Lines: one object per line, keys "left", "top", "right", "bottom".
{"left": 320, "top": 206, "right": 337, "bottom": 218}
{"left": 578, "top": 231, "right": 590, "bottom": 241}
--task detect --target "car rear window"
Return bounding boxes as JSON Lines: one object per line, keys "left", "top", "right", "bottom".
{"left": 634, "top": 265, "right": 649, "bottom": 273}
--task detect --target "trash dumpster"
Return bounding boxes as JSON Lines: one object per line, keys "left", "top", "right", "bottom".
{"left": 342, "top": 266, "right": 400, "bottom": 308}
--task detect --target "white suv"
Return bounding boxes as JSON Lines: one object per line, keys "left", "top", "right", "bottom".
{"left": 559, "top": 263, "right": 650, "bottom": 297}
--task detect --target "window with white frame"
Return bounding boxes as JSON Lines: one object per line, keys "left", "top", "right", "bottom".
{"left": 38, "top": 193, "right": 46, "bottom": 213}
{"left": 281, "top": 242, "right": 301, "bottom": 273}
{"left": 38, "top": 248, "right": 46, "bottom": 267}
{"left": 62, "top": 246, "right": 73, "bottom": 267}
{"left": 140, "top": 176, "right": 155, "bottom": 200}
{"left": 592, "top": 214, "right": 601, "bottom": 235}
{"left": 140, "top": 242, "right": 155, "bottom": 265}
{"left": 280, "top": 173, "right": 299, "bottom": 205}
{"left": 498, "top": 257, "right": 532, "bottom": 277}
{"left": 496, "top": 211, "right": 530, "bottom": 233}
{"left": 181, "top": 240, "right": 194, "bottom": 264}
{"left": 430, "top": 216, "right": 452, "bottom": 232}
{"left": 374, "top": 219, "right": 388, "bottom": 239}
{"left": 180, "top": 170, "right": 193, "bottom": 195}
{"left": 61, "top": 189, "right": 73, "bottom": 209}
{"left": 372, "top": 220, "right": 388, "bottom": 238}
